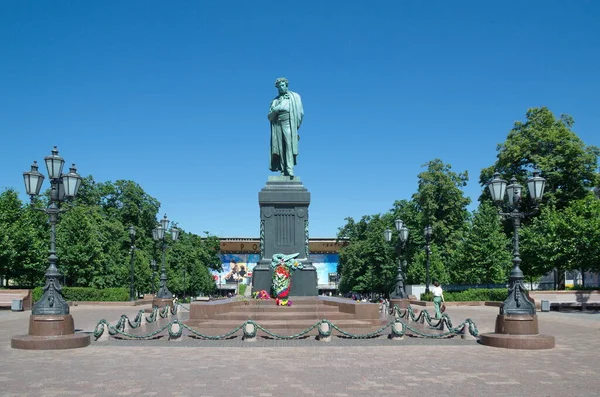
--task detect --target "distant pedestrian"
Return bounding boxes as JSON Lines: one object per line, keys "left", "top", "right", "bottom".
{"left": 431, "top": 282, "right": 445, "bottom": 319}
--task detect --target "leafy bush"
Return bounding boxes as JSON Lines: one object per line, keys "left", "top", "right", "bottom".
{"left": 444, "top": 288, "right": 508, "bottom": 302}
{"left": 238, "top": 284, "right": 247, "bottom": 296}
{"left": 32, "top": 286, "right": 43, "bottom": 302}
{"left": 566, "top": 285, "right": 600, "bottom": 291}
{"left": 32, "top": 287, "right": 129, "bottom": 302}
{"left": 419, "top": 288, "right": 508, "bottom": 302}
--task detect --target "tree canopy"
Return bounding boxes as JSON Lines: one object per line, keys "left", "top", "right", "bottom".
{"left": 480, "top": 107, "right": 600, "bottom": 210}
{"left": 0, "top": 177, "right": 220, "bottom": 297}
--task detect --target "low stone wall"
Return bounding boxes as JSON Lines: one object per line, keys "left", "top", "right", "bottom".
{"left": 529, "top": 290, "right": 600, "bottom": 310}
{"left": 320, "top": 297, "right": 379, "bottom": 321}
{"left": 67, "top": 298, "right": 153, "bottom": 307}
{"left": 0, "top": 289, "right": 32, "bottom": 310}
{"left": 409, "top": 300, "right": 502, "bottom": 307}
{"left": 189, "top": 298, "right": 244, "bottom": 320}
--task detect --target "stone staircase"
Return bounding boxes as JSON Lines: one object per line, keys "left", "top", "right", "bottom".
{"left": 184, "top": 296, "right": 384, "bottom": 335}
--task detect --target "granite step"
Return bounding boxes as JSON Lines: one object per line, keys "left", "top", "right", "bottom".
{"left": 213, "top": 311, "right": 356, "bottom": 321}
{"left": 231, "top": 305, "right": 341, "bottom": 313}
{"left": 185, "top": 318, "right": 382, "bottom": 330}
{"left": 247, "top": 298, "right": 325, "bottom": 306}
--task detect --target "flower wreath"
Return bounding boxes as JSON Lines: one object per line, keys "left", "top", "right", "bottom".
{"left": 270, "top": 253, "right": 303, "bottom": 305}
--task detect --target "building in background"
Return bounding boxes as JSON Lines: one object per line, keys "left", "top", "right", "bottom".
{"left": 213, "top": 238, "right": 345, "bottom": 296}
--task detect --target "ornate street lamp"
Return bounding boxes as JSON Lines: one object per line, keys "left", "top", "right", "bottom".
{"left": 150, "top": 259, "right": 158, "bottom": 294}
{"left": 152, "top": 214, "right": 180, "bottom": 307}
{"left": 182, "top": 268, "right": 187, "bottom": 301}
{"left": 424, "top": 225, "right": 433, "bottom": 293}
{"left": 479, "top": 171, "right": 555, "bottom": 349}
{"left": 487, "top": 171, "right": 545, "bottom": 316}
{"left": 12, "top": 147, "right": 90, "bottom": 350}
{"left": 128, "top": 226, "right": 136, "bottom": 301}
{"left": 384, "top": 219, "right": 409, "bottom": 299}
{"left": 23, "top": 147, "right": 81, "bottom": 315}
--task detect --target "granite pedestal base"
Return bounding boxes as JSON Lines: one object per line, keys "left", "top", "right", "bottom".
{"left": 152, "top": 297, "right": 174, "bottom": 309}
{"left": 255, "top": 176, "right": 317, "bottom": 296}
{"left": 252, "top": 261, "right": 317, "bottom": 296}
{"left": 479, "top": 314, "right": 555, "bottom": 350}
{"left": 389, "top": 298, "right": 410, "bottom": 310}
{"left": 11, "top": 314, "right": 90, "bottom": 350}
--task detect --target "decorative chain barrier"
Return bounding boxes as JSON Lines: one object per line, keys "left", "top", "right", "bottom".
{"left": 93, "top": 304, "right": 479, "bottom": 342}
{"left": 390, "top": 304, "right": 480, "bottom": 337}
{"left": 95, "top": 304, "right": 180, "bottom": 337}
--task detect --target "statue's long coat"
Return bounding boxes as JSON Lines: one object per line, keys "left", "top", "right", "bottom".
{"left": 269, "top": 91, "right": 303, "bottom": 172}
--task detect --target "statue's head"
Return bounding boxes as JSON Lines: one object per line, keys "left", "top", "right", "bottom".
{"left": 275, "top": 77, "right": 289, "bottom": 95}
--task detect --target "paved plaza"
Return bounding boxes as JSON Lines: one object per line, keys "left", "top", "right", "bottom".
{"left": 1, "top": 304, "right": 599, "bottom": 397}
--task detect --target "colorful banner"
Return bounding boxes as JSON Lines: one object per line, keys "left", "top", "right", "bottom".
{"left": 311, "top": 253, "right": 339, "bottom": 285}
{"left": 213, "top": 253, "right": 339, "bottom": 287}
{"left": 213, "top": 254, "right": 260, "bottom": 286}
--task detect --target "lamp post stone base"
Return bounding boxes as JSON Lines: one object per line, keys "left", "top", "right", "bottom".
{"left": 152, "top": 297, "right": 174, "bottom": 309}
{"left": 11, "top": 314, "right": 90, "bottom": 350}
{"left": 479, "top": 314, "right": 555, "bottom": 350}
{"left": 389, "top": 298, "right": 410, "bottom": 310}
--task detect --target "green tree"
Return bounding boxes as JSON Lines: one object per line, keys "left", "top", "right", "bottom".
{"left": 337, "top": 214, "right": 396, "bottom": 297}
{"left": 56, "top": 205, "right": 105, "bottom": 286}
{"left": 480, "top": 107, "right": 600, "bottom": 210}
{"left": 520, "top": 195, "right": 600, "bottom": 287}
{"left": 166, "top": 231, "right": 221, "bottom": 297}
{"left": 0, "top": 189, "right": 47, "bottom": 286}
{"left": 446, "top": 201, "right": 512, "bottom": 285}
{"left": 412, "top": 159, "right": 471, "bottom": 247}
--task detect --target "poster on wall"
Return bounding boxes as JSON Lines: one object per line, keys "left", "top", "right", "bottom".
{"left": 309, "top": 253, "right": 339, "bottom": 285}
{"left": 213, "top": 253, "right": 340, "bottom": 287}
{"left": 213, "top": 254, "right": 260, "bottom": 286}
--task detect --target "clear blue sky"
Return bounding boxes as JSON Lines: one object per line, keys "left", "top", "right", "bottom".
{"left": 1, "top": 1, "right": 599, "bottom": 238}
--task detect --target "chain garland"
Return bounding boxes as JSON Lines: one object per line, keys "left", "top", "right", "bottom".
{"left": 93, "top": 304, "right": 479, "bottom": 341}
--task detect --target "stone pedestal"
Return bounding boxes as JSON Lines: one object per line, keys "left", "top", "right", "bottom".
{"left": 11, "top": 314, "right": 90, "bottom": 350}
{"left": 252, "top": 176, "right": 317, "bottom": 296}
{"left": 479, "top": 314, "right": 555, "bottom": 349}
{"left": 152, "top": 297, "right": 174, "bottom": 309}
{"left": 389, "top": 298, "right": 410, "bottom": 310}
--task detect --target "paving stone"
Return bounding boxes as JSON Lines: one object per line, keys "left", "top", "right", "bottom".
{"left": 1, "top": 305, "right": 599, "bottom": 396}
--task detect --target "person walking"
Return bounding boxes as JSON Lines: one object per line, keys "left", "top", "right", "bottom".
{"left": 431, "top": 282, "right": 445, "bottom": 319}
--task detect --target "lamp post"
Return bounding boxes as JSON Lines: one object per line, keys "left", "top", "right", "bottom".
{"left": 424, "top": 225, "right": 433, "bottom": 293}
{"left": 487, "top": 171, "right": 546, "bottom": 316}
{"left": 479, "top": 171, "right": 555, "bottom": 349}
{"left": 370, "top": 263, "right": 374, "bottom": 301}
{"left": 182, "top": 268, "right": 187, "bottom": 302}
{"left": 23, "top": 147, "right": 82, "bottom": 315}
{"left": 150, "top": 259, "right": 158, "bottom": 294}
{"left": 152, "top": 214, "right": 180, "bottom": 307}
{"left": 12, "top": 146, "right": 90, "bottom": 350}
{"left": 128, "top": 226, "right": 136, "bottom": 302}
{"left": 384, "top": 218, "right": 409, "bottom": 299}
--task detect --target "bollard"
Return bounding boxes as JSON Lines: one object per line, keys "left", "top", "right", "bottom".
{"left": 242, "top": 322, "right": 257, "bottom": 342}
{"left": 388, "top": 321, "right": 405, "bottom": 341}
{"left": 169, "top": 322, "right": 182, "bottom": 342}
{"left": 316, "top": 321, "right": 332, "bottom": 342}
{"left": 96, "top": 323, "right": 110, "bottom": 341}
{"left": 139, "top": 313, "right": 148, "bottom": 327}
{"left": 461, "top": 323, "right": 477, "bottom": 340}
{"left": 122, "top": 317, "right": 132, "bottom": 334}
